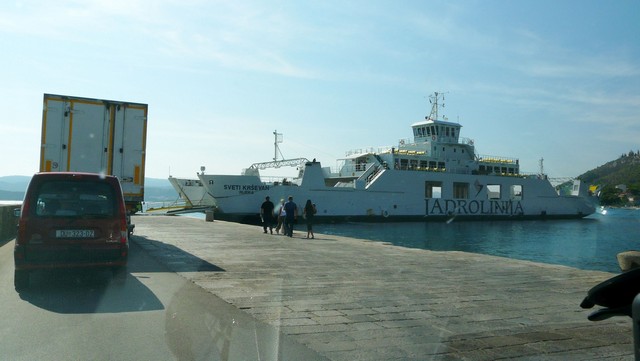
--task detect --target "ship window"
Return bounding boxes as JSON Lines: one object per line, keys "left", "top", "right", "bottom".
{"left": 417, "top": 128, "right": 422, "bottom": 137}
{"left": 454, "top": 182, "right": 469, "bottom": 199}
{"left": 438, "top": 162, "right": 445, "bottom": 169}
{"left": 428, "top": 161, "right": 437, "bottom": 168}
{"left": 426, "top": 127, "right": 431, "bottom": 136}
{"left": 452, "top": 129, "right": 456, "bottom": 138}
{"left": 487, "top": 184, "right": 501, "bottom": 200}
{"left": 446, "top": 128, "right": 450, "bottom": 137}
{"left": 420, "top": 160, "right": 428, "bottom": 169}
{"left": 511, "top": 185, "right": 523, "bottom": 200}
{"left": 400, "top": 158, "right": 408, "bottom": 170}
{"left": 409, "top": 159, "right": 418, "bottom": 170}
{"left": 356, "top": 158, "right": 368, "bottom": 171}
{"left": 425, "top": 181, "right": 442, "bottom": 198}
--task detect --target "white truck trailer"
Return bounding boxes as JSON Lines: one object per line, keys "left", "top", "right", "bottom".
{"left": 39, "top": 93, "right": 148, "bottom": 216}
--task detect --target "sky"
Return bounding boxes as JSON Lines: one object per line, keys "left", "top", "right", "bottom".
{"left": 1, "top": 0, "right": 638, "bottom": 180}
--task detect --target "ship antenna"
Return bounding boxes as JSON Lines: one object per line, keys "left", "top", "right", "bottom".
{"left": 273, "top": 130, "right": 285, "bottom": 161}
{"left": 539, "top": 157, "right": 545, "bottom": 176}
{"left": 427, "top": 91, "right": 448, "bottom": 120}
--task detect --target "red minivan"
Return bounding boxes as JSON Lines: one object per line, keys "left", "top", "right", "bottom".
{"left": 14, "top": 172, "right": 129, "bottom": 290}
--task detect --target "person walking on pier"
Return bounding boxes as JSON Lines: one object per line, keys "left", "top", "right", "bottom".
{"left": 283, "top": 196, "right": 298, "bottom": 237}
{"left": 275, "top": 199, "right": 286, "bottom": 235}
{"left": 260, "top": 196, "right": 275, "bottom": 234}
{"left": 303, "top": 199, "right": 317, "bottom": 239}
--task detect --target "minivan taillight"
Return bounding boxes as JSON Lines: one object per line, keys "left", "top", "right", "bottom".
{"left": 120, "top": 217, "right": 128, "bottom": 244}
{"left": 119, "top": 200, "right": 128, "bottom": 242}
{"left": 119, "top": 218, "right": 128, "bottom": 257}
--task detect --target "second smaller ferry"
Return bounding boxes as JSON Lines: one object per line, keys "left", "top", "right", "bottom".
{"left": 168, "top": 167, "right": 216, "bottom": 208}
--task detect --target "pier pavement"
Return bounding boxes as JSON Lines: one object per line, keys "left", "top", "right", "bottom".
{"left": 131, "top": 215, "right": 633, "bottom": 360}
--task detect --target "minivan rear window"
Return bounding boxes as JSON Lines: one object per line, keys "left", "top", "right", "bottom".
{"left": 33, "top": 180, "right": 116, "bottom": 217}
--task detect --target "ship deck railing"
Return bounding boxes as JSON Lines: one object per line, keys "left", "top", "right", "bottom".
{"left": 394, "top": 166, "right": 538, "bottom": 178}
{"left": 258, "top": 175, "right": 301, "bottom": 186}
{"left": 344, "top": 146, "right": 394, "bottom": 158}
{"left": 477, "top": 155, "right": 519, "bottom": 164}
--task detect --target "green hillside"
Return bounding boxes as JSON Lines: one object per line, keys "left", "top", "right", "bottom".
{"left": 579, "top": 151, "right": 640, "bottom": 186}
{"left": 579, "top": 151, "right": 640, "bottom": 206}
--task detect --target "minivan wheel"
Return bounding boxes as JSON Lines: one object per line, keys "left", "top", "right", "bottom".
{"left": 14, "top": 270, "right": 29, "bottom": 291}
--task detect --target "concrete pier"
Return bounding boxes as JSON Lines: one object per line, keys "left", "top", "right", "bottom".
{"left": 132, "top": 215, "right": 633, "bottom": 360}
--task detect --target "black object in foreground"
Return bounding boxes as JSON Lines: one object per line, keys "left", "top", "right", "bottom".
{"left": 580, "top": 267, "right": 640, "bottom": 321}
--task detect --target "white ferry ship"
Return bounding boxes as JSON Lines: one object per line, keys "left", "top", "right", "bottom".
{"left": 199, "top": 93, "right": 595, "bottom": 223}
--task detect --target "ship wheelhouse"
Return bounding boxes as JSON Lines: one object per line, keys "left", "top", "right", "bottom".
{"left": 334, "top": 91, "right": 522, "bottom": 187}
{"left": 386, "top": 118, "right": 476, "bottom": 173}
{"left": 411, "top": 119, "right": 461, "bottom": 145}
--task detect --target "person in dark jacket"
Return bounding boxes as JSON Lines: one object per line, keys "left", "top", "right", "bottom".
{"left": 303, "top": 199, "right": 317, "bottom": 239}
{"left": 260, "top": 196, "right": 275, "bottom": 234}
{"left": 283, "top": 196, "right": 298, "bottom": 237}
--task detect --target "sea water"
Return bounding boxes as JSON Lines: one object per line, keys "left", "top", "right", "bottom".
{"left": 318, "top": 208, "right": 640, "bottom": 273}
{"left": 178, "top": 208, "right": 639, "bottom": 273}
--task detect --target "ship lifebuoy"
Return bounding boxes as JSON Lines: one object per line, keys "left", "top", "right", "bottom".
{"left": 382, "top": 210, "right": 389, "bottom": 218}
{"left": 432, "top": 135, "right": 436, "bottom": 141}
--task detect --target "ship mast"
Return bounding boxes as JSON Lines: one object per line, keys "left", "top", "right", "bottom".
{"left": 273, "top": 130, "right": 284, "bottom": 161}
{"left": 427, "top": 91, "right": 447, "bottom": 121}
{"left": 247, "top": 130, "right": 308, "bottom": 170}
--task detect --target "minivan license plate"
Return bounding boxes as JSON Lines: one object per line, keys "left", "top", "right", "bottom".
{"left": 56, "top": 230, "right": 95, "bottom": 238}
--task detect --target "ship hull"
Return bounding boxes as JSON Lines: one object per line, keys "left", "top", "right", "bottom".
{"left": 198, "top": 162, "right": 594, "bottom": 224}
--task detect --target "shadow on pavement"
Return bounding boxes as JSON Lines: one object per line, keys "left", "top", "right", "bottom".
{"left": 18, "top": 268, "right": 164, "bottom": 314}
{"left": 131, "top": 234, "right": 225, "bottom": 273}
{"left": 14, "top": 235, "right": 224, "bottom": 314}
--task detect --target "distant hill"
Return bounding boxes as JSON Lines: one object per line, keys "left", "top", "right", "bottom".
{"left": 578, "top": 151, "right": 640, "bottom": 187}
{"left": 0, "top": 176, "right": 31, "bottom": 192}
{"left": 0, "top": 176, "right": 177, "bottom": 202}
{"left": 578, "top": 151, "right": 640, "bottom": 206}
{"left": 0, "top": 190, "right": 24, "bottom": 201}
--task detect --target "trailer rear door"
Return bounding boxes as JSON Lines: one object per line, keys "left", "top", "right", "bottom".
{"left": 112, "top": 104, "right": 147, "bottom": 203}
{"left": 41, "top": 96, "right": 110, "bottom": 173}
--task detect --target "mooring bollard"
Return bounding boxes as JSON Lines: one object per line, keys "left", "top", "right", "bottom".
{"left": 205, "top": 210, "right": 214, "bottom": 222}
